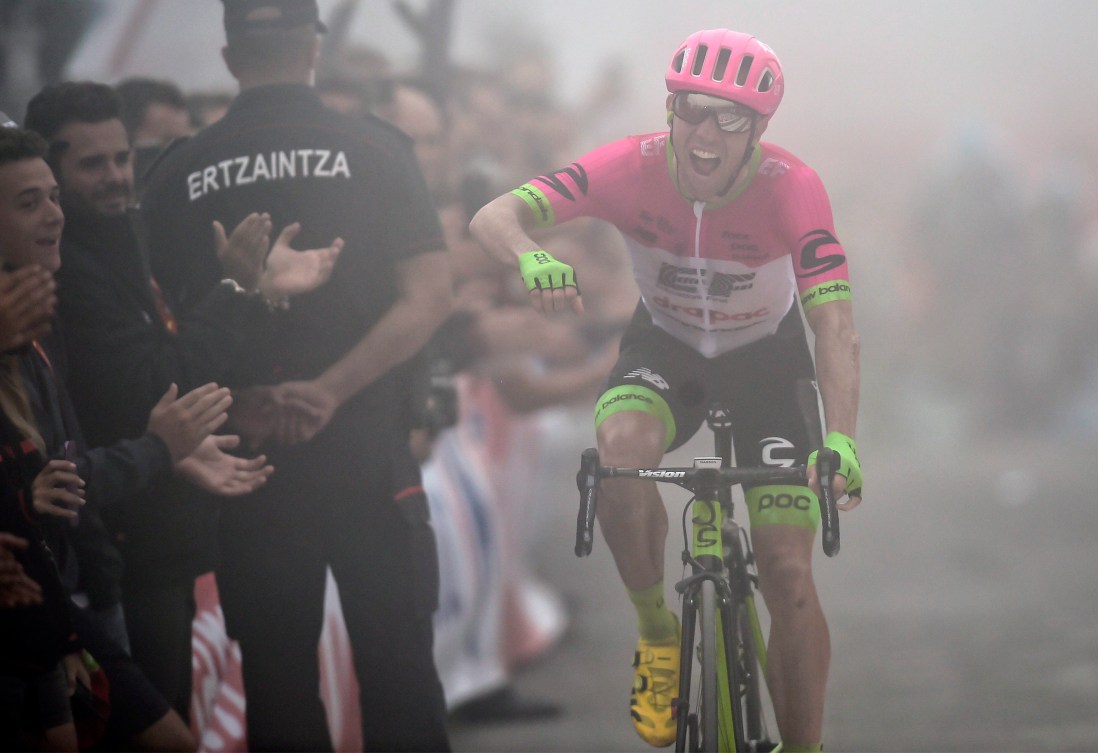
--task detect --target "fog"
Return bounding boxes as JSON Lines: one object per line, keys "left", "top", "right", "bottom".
{"left": 62, "top": 2, "right": 1098, "bottom": 454}
{"left": 21, "top": 2, "right": 1098, "bottom": 748}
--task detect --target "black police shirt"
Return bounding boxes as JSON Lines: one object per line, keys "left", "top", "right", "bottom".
{"left": 141, "top": 84, "right": 444, "bottom": 445}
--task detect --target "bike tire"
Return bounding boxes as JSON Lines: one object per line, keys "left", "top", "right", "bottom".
{"left": 698, "top": 579, "right": 720, "bottom": 752}
{"left": 738, "top": 606, "right": 765, "bottom": 745}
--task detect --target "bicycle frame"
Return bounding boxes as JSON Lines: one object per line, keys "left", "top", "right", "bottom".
{"left": 574, "top": 415, "right": 841, "bottom": 752}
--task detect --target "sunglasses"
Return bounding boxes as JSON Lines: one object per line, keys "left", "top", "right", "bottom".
{"left": 671, "top": 92, "right": 757, "bottom": 133}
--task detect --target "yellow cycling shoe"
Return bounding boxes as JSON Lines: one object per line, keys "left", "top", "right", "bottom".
{"left": 629, "top": 623, "right": 681, "bottom": 748}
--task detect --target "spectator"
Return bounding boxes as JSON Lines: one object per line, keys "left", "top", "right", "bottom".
{"left": 24, "top": 79, "right": 337, "bottom": 721}
{"left": 0, "top": 123, "right": 266, "bottom": 753}
{"left": 114, "top": 77, "right": 193, "bottom": 197}
{"left": 139, "top": 1, "right": 453, "bottom": 750}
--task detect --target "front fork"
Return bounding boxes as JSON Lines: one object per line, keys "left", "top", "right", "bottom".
{"left": 675, "top": 457, "right": 744, "bottom": 752}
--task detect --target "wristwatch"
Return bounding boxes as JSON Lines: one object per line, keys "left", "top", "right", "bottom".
{"left": 220, "top": 278, "right": 249, "bottom": 296}
{"left": 219, "top": 278, "right": 290, "bottom": 312}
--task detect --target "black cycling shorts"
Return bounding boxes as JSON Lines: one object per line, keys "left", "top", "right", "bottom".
{"left": 596, "top": 302, "right": 820, "bottom": 464}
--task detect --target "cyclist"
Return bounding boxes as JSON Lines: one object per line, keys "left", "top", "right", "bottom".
{"left": 470, "top": 29, "right": 862, "bottom": 752}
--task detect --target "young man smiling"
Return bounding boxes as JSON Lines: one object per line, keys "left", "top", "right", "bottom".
{"left": 471, "top": 29, "right": 862, "bottom": 752}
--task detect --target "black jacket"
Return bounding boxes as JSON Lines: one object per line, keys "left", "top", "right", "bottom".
{"left": 0, "top": 424, "right": 81, "bottom": 673}
{"left": 56, "top": 209, "right": 270, "bottom": 585}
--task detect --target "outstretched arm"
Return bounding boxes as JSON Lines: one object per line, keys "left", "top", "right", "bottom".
{"left": 470, "top": 194, "right": 583, "bottom": 315}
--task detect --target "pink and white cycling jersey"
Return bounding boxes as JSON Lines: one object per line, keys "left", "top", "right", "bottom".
{"left": 512, "top": 134, "right": 852, "bottom": 357}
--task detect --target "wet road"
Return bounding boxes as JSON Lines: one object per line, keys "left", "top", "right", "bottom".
{"left": 449, "top": 415, "right": 1098, "bottom": 752}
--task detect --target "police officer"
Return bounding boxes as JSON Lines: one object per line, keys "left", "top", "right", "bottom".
{"left": 140, "top": 1, "right": 453, "bottom": 750}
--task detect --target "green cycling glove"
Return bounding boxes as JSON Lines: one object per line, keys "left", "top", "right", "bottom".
{"left": 518, "top": 250, "right": 579, "bottom": 293}
{"left": 808, "top": 431, "right": 863, "bottom": 499}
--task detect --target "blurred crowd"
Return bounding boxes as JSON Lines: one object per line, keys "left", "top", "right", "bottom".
{"left": 888, "top": 122, "right": 1098, "bottom": 440}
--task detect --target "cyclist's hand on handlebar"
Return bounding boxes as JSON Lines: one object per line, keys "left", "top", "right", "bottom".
{"left": 807, "top": 431, "right": 863, "bottom": 511}
{"left": 518, "top": 250, "right": 584, "bottom": 315}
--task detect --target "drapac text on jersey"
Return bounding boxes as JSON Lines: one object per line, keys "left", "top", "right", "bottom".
{"left": 187, "top": 149, "right": 351, "bottom": 200}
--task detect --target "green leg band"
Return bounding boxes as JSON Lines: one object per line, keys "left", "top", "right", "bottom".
{"left": 745, "top": 484, "right": 820, "bottom": 531}
{"left": 593, "top": 384, "right": 676, "bottom": 451}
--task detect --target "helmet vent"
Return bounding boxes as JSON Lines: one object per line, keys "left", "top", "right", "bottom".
{"left": 712, "top": 48, "right": 732, "bottom": 82}
{"left": 735, "top": 55, "right": 754, "bottom": 86}
{"left": 692, "top": 45, "right": 708, "bottom": 76}
{"left": 672, "top": 49, "right": 687, "bottom": 74}
{"left": 757, "top": 69, "right": 775, "bottom": 92}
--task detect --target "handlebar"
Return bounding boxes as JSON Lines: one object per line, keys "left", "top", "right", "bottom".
{"left": 574, "top": 448, "right": 842, "bottom": 558}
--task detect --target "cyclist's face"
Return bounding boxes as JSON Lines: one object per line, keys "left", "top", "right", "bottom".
{"left": 667, "top": 93, "right": 766, "bottom": 202}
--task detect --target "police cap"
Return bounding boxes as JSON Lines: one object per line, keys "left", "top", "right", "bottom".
{"left": 222, "top": 0, "right": 328, "bottom": 35}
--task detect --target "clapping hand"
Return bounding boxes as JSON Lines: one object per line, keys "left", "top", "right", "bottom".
{"left": 256, "top": 222, "right": 343, "bottom": 302}
{"left": 228, "top": 380, "right": 339, "bottom": 449}
{"left": 0, "top": 533, "right": 43, "bottom": 607}
{"left": 0, "top": 266, "right": 57, "bottom": 350}
{"left": 175, "top": 434, "right": 273, "bottom": 496}
{"left": 147, "top": 383, "right": 233, "bottom": 463}
{"left": 214, "top": 212, "right": 272, "bottom": 291}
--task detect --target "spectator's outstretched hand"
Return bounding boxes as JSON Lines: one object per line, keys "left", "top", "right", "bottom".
{"left": 0, "top": 533, "right": 43, "bottom": 607}
{"left": 148, "top": 383, "right": 232, "bottom": 463}
{"left": 257, "top": 222, "right": 343, "bottom": 302}
{"left": 214, "top": 212, "right": 272, "bottom": 291}
{"left": 32, "top": 459, "right": 84, "bottom": 520}
{"left": 175, "top": 434, "right": 273, "bottom": 496}
{"left": 0, "top": 266, "right": 56, "bottom": 351}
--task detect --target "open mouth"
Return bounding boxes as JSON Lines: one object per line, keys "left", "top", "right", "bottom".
{"left": 689, "top": 148, "right": 721, "bottom": 176}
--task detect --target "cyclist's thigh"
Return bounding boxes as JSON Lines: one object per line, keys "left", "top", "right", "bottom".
{"left": 715, "top": 325, "right": 820, "bottom": 531}
{"left": 595, "top": 308, "right": 708, "bottom": 454}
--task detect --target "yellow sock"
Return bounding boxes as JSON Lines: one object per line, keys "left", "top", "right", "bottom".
{"left": 627, "top": 582, "right": 678, "bottom": 642}
{"left": 782, "top": 743, "right": 823, "bottom": 753}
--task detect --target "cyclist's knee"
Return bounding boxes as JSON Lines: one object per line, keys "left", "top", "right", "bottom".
{"left": 594, "top": 384, "right": 675, "bottom": 462}
{"left": 753, "top": 528, "right": 816, "bottom": 606}
{"left": 596, "top": 409, "right": 666, "bottom": 467}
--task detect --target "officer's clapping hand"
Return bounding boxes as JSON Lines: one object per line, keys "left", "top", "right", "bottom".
{"left": 226, "top": 381, "right": 338, "bottom": 449}
{"left": 213, "top": 212, "right": 273, "bottom": 291}
{"left": 256, "top": 222, "right": 343, "bottom": 302}
{"left": 175, "top": 434, "right": 273, "bottom": 496}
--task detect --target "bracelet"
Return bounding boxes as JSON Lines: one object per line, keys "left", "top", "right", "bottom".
{"left": 219, "top": 279, "right": 290, "bottom": 312}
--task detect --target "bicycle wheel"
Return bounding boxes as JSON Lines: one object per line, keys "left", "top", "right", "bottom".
{"left": 738, "top": 605, "right": 765, "bottom": 745}
{"left": 698, "top": 579, "right": 720, "bottom": 752}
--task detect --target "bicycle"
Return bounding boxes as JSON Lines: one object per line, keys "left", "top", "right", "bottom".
{"left": 574, "top": 403, "right": 841, "bottom": 753}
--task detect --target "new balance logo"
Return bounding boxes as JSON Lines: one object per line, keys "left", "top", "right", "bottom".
{"left": 624, "top": 368, "right": 670, "bottom": 391}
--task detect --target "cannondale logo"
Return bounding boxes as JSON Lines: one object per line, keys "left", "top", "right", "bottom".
{"left": 624, "top": 368, "right": 670, "bottom": 391}
{"left": 760, "top": 436, "right": 796, "bottom": 468}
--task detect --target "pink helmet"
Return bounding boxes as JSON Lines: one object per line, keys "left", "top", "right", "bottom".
{"left": 665, "top": 29, "right": 784, "bottom": 118}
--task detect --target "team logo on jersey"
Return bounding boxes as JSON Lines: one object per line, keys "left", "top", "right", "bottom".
{"left": 759, "top": 436, "right": 797, "bottom": 468}
{"left": 656, "top": 265, "right": 756, "bottom": 298}
{"left": 707, "top": 272, "right": 756, "bottom": 297}
{"left": 533, "top": 163, "right": 589, "bottom": 202}
{"left": 757, "top": 158, "right": 790, "bottom": 177}
{"left": 795, "top": 229, "right": 845, "bottom": 278}
{"left": 624, "top": 368, "right": 670, "bottom": 391}
{"left": 639, "top": 135, "right": 667, "bottom": 157}
{"left": 657, "top": 264, "right": 703, "bottom": 294}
